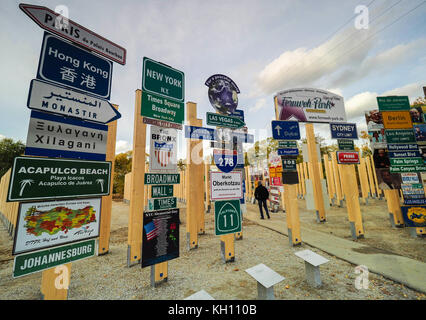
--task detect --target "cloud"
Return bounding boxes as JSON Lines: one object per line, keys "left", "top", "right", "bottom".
{"left": 116, "top": 140, "right": 132, "bottom": 154}
{"left": 249, "top": 98, "right": 267, "bottom": 113}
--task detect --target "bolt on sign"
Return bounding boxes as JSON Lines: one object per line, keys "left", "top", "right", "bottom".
{"left": 147, "top": 197, "right": 177, "bottom": 211}
{"left": 13, "top": 198, "right": 101, "bottom": 255}
{"left": 210, "top": 171, "right": 243, "bottom": 201}
{"left": 13, "top": 239, "right": 96, "bottom": 278}
{"left": 214, "top": 200, "right": 242, "bottom": 236}
{"left": 149, "top": 126, "right": 178, "bottom": 172}
{"left": 37, "top": 32, "right": 113, "bottom": 100}
{"left": 141, "top": 208, "right": 179, "bottom": 268}
{"left": 151, "top": 185, "right": 174, "bottom": 198}
{"left": 144, "top": 173, "right": 180, "bottom": 185}
{"left": 382, "top": 111, "right": 413, "bottom": 129}
{"left": 377, "top": 96, "right": 410, "bottom": 111}
{"left": 25, "top": 111, "right": 108, "bottom": 161}
{"left": 141, "top": 57, "right": 185, "bottom": 124}
{"left": 8, "top": 156, "right": 111, "bottom": 202}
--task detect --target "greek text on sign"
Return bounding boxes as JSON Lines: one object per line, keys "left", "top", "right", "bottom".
{"left": 25, "top": 111, "right": 108, "bottom": 161}
{"left": 210, "top": 171, "right": 243, "bottom": 201}
{"left": 37, "top": 33, "right": 113, "bottom": 100}
{"left": 271, "top": 121, "right": 300, "bottom": 140}
{"left": 19, "top": 4, "right": 126, "bottom": 65}
{"left": 382, "top": 111, "right": 413, "bottom": 129}
{"left": 8, "top": 157, "right": 111, "bottom": 202}
{"left": 27, "top": 79, "right": 121, "bottom": 124}
{"left": 142, "top": 57, "right": 184, "bottom": 101}
{"left": 13, "top": 198, "right": 101, "bottom": 255}
{"left": 337, "top": 151, "right": 360, "bottom": 164}
{"left": 13, "top": 239, "right": 95, "bottom": 278}
{"left": 275, "top": 88, "right": 347, "bottom": 123}
{"left": 330, "top": 123, "right": 358, "bottom": 139}
{"left": 149, "top": 126, "right": 177, "bottom": 172}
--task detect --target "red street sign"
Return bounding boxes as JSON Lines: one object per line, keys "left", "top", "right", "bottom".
{"left": 19, "top": 3, "right": 126, "bottom": 65}
{"left": 337, "top": 151, "right": 360, "bottom": 164}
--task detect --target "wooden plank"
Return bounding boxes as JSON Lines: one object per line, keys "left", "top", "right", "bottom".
{"left": 41, "top": 264, "right": 71, "bottom": 300}
{"left": 330, "top": 152, "right": 343, "bottom": 205}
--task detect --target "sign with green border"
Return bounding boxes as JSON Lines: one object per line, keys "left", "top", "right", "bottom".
{"left": 377, "top": 96, "right": 410, "bottom": 111}
{"left": 8, "top": 157, "right": 111, "bottom": 202}
{"left": 384, "top": 129, "right": 416, "bottom": 144}
{"left": 144, "top": 173, "right": 180, "bottom": 185}
{"left": 390, "top": 158, "right": 423, "bottom": 166}
{"left": 390, "top": 165, "right": 426, "bottom": 173}
{"left": 337, "top": 139, "right": 355, "bottom": 151}
{"left": 214, "top": 200, "right": 242, "bottom": 236}
{"left": 278, "top": 140, "right": 298, "bottom": 148}
{"left": 151, "top": 185, "right": 174, "bottom": 198}
{"left": 13, "top": 239, "right": 95, "bottom": 278}
{"left": 206, "top": 112, "right": 245, "bottom": 129}
{"left": 141, "top": 91, "right": 184, "bottom": 124}
{"left": 147, "top": 197, "right": 177, "bottom": 211}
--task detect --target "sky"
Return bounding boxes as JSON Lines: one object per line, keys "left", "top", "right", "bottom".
{"left": 1, "top": 0, "right": 425, "bottom": 160}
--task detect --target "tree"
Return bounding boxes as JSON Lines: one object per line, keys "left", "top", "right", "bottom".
{"left": 0, "top": 137, "right": 25, "bottom": 177}
{"left": 113, "top": 151, "right": 132, "bottom": 196}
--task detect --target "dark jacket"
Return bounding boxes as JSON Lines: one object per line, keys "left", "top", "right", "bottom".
{"left": 255, "top": 185, "right": 269, "bottom": 201}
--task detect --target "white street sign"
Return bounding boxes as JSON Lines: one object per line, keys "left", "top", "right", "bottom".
{"left": 210, "top": 171, "right": 243, "bottom": 201}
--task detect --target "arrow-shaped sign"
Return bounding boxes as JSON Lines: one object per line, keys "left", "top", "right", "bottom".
{"left": 207, "top": 112, "right": 245, "bottom": 129}
{"left": 27, "top": 79, "right": 121, "bottom": 124}
{"left": 19, "top": 3, "right": 126, "bottom": 65}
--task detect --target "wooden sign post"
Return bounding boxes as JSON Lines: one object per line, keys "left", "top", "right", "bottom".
{"left": 98, "top": 104, "right": 118, "bottom": 255}
{"left": 205, "top": 163, "right": 211, "bottom": 213}
{"left": 330, "top": 152, "right": 343, "bottom": 207}
{"left": 358, "top": 157, "right": 370, "bottom": 205}
{"left": 127, "top": 89, "right": 146, "bottom": 266}
{"left": 365, "top": 155, "right": 377, "bottom": 199}
{"left": 40, "top": 263, "right": 71, "bottom": 300}
{"left": 323, "top": 155, "right": 334, "bottom": 206}
{"left": 327, "top": 155, "right": 337, "bottom": 205}
{"left": 283, "top": 184, "right": 302, "bottom": 246}
{"left": 306, "top": 123, "right": 326, "bottom": 222}
{"left": 370, "top": 155, "right": 382, "bottom": 199}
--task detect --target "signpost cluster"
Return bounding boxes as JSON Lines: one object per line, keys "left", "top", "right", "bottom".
{"left": 8, "top": 3, "right": 126, "bottom": 299}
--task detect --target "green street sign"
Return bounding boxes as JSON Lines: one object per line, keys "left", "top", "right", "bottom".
{"left": 144, "top": 173, "right": 180, "bottom": 185}
{"left": 377, "top": 96, "right": 410, "bottom": 111}
{"left": 214, "top": 200, "right": 242, "bottom": 236}
{"left": 13, "top": 239, "right": 95, "bottom": 278}
{"left": 151, "top": 185, "right": 174, "bottom": 198}
{"left": 142, "top": 57, "right": 184, "bottom": 102}
{"left": 206, "top": 112, "right": 245, "bottom": 129}
{"left": 278, "top": 141, "right": 298, "bottom": 148}
{"left": 338, "top": 139, "right": 355, "bottom": 151}
{"left": 390, "top": 158, "right": 423, "bottom": 166}
{"left": 148, "top": 197, "right": 177, "bottom": 211}
{"left": 8, "top": 157, "right": 111, "bottom": 202}
{"left": 385, "top": 129, "right": 416, "bottom": 144}
{"left": 141, "top": 91, "right": 184, "bottom": 125}
{"left": 390, "top": 165, "right": 426, "bottom": 173}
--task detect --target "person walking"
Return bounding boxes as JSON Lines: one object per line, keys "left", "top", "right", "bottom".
{"left": 254, "top": 180, "right": 270, "bottom": 219}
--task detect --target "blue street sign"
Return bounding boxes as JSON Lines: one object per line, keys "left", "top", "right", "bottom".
{"left": 387, "top": 144, "right": 419, "bottom": 152}
{"left": 37, "top": 32, "right": 113, "bottom": 100}
{"left": 213, "top": 149, "right": 237, "bottom": 173}
{"left": 277, "top": 148, "right": 299, "bottom": 156}
{"left": 404, "top": 198, "right": 426, "bottom": 205}
{"left": 240, "top": 181, "right": 246, "bottom": 204}
{"left": 271, "top": 121, "right": 300, "bottom": 140}
{"left": 330, "top": 123, "right": 358, "bottom": 139}
{"left": 388, "top": 150, "right": 422, "bottom": 158}
{"left": 232, "top": 109, "right": 245, "bottom": 122}
{"left": 185, "top": 125, "right": 216, "bottom": 140}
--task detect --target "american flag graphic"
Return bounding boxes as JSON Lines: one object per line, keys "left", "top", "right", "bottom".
{"left": 154, "top": 142, "right": 173, "bottom": 167}
{"left": 144, "top": 220, "right": 160, "bottom": 241}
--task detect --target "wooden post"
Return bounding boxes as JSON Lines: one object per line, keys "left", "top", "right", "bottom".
{"left": 326, "top": 155, "right": 336, "bottom": 205}
{"left": 205, "top": 163, "right": 211, "bottom": 213}
{"left": 370, "top": 155, "right": 382, "bottom": 199}
{"left": 284, "top": 184, "right": 301, "bottom": 246}
{"left": 299, "top": 163, "right": 306, "bottom": 199}
{"left": 323, "top": 154, "right": 333, "bottom": 206}
{"left": 358, "top": 157, "right": 370, "bottom": 205}
{"left": 305, "top": 123, "right": 326, "bottom": 222}
{"left": 330, "top": 152, "right": 343, "bottom": 206}
{"left": 388, "top": 189, "right": 404, "bottom": 227}
{"left": 127, "top": 90, "right": 146, "bottom": 266}
{"left": 98, "top": 104, "right": 118, "bottom": 255}
{"left": 365, "top": 155, "right": 377, "bottom": 198}
{"left": 151, "top": 261, "right": 168, "bottom": 287}
{"left": 341, "top": 165, "right": 365, "bottom": 239}
{"left": 40, "top": 264, "right": 71, "bottom": 300}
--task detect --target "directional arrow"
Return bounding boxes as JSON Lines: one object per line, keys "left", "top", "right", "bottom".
{"left": 271, "top": 121, "right": 300, "bottom": 140}
{"left": 27, "top": 79, "right": 121, "bottom": 124}
{"left": 274, "top": 125, "right": 282, "bottom": 136}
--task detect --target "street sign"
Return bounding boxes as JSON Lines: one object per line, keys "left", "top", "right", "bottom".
{"left": 214, "top": 200, "right": 242, "bottom": 236}
{"left": 385, "top": 130, "right": 416, "bottom": 144}
{"left": 149, "top": 126, "right": 177, "bottom": 172}
{"left": 185, "top": 125, "right": 216, "bottom": 140}
{"left": 382, "top": 111, "right": 413, "bottom": 129}
{"left": 404, "top": 198, "right": 426, "bottom": 205}
{"left": 151, "top": 185, "right": 174, "bottom": 198}
{"left": 142, "top": 208, "right": 179, "bottom": 268}
{"left": 277, "top": 148, "right": 299, "bottom": 156}
{"left": 143, "top": 117, "right": 182, "bottom": 130}
{"left": 388, "top": 150, "right": 422, "bottom": 158}
{"left": 206, "top": 112, "right": 245, "bottom": 129}
{"left": 144, "top": 173, "right": 180, "bottom": 185}
{"left": 330, "top": 123, "right": 358, "bottom": 139}
{"left": 231, "top": 109, "right": 245, "bottom": 122}
{"left": 19, "top": 4, "right": 126, "bottom": 65}
{"left": 210, "top": 171, "right": 243, "bottom": 201}
{"left": 271, "top": 121, "right": 300, "bottom": 140}
{"left": 278, "top": 140, "right": 298, "bottom": 148}
{"left": 147, "top": 197, "right": 177, "bottom": 211}
{"left": 390, "top": 158, "right": 424, "bottom": 166}
{"left": 401, "top": 173, "right": 420, "bottom": 184}
{"left": 37, "top": 33, "right": 113, "bottom": 100}
{"left": 337, "top": 139, "right": 355, "bottom": 151}
{"left": 337, "top": 151, "right": 360, "bottom": 164}
{"left": 13, "top": 239, "right": 96, "bottom": 278}
{"left": 282, "top": 171, "right": 299, "bottom": 185}
{"left": 213, "top": 149, "right": 237, "bottom": 173}
{"left": 216, "top": 128, "right": 254, "bottom": 143}
{"left": 387, "top": 144, "right": 419, "bottom": 152}
{"left": 141, "top": 91, "right": 184, "bottom": 125}
{"left": 377, "top": 96, "right": 410, "bottom": 111}
{"left": 25, "top": 111, "right": 108, "bottom": 161}
{"left": 281, "top": 158, "right": 297, "bottom": 171}
{"left": 8, "top": 157, "right": 111, "bottom": 202}
{"left": 390, "top": 165, "right": 426, "bottom": 173}
{"left": 142, "top": 57, "right": 184, "bottom": 102}
{"left": 13, "top": 198, "right": 101, "bottom": 255}
{"left": 27, "top": 79, "right": 121, "bottom": 124}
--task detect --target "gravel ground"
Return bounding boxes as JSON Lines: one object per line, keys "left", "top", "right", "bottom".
{"left": 0, "top": 201, "right": 424, "bottom": 300}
